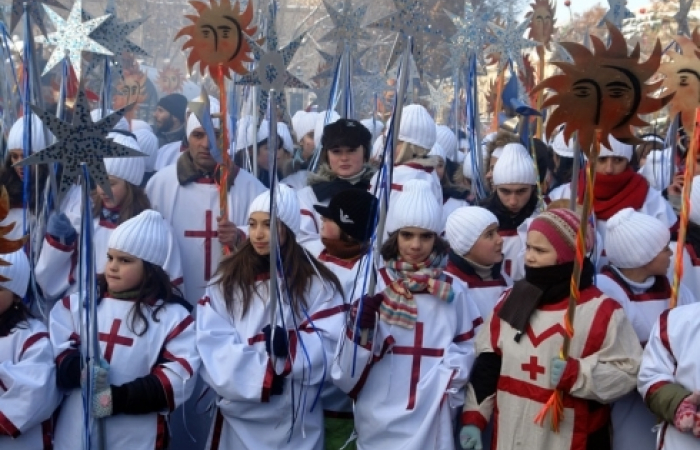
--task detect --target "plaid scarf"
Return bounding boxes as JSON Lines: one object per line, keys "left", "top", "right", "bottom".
{"left": 381, "top": 252, "right": 454, "bottom": 329}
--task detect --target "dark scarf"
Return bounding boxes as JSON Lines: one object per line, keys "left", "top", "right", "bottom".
{"left": 101, "top": 205, "right": 120, "bottom": 226}
{"left": 577, "top": 168, "right": 648, "bottom": 220}
{"left": 443, "top": 186, "right": 469, "bottom": 203}
{"left": 498, "top": 259, "right": 595, "bottom": 338}
{"left": 321, "top": 237, "right": 366, "bottom": 260}
{"left": 311, "top": 176, "right": 371, "bottom": 202}
{"left": 686, "top": 222, "right": 700, "bottom": 256}
{"left": 447, "top": 249, "right": 503, "bottom": 281}
{"left": 176, "top": 152, "right": 239, "bottom": 187}
{"left": 481, "top": 190, "right": 538, "bottom": 231}
{"left": 108, "top": 289, "right": 141, "bottom": 300}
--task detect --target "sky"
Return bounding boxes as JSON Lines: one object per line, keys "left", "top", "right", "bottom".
{"left": 554, "top": 0, "right": 650, "bottom": 24}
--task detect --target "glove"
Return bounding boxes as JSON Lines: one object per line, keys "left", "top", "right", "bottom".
{"left": 358, "top": 294, "right": 384, "bottom": 330}
{"left": 550, "top": 357, "right": 567, "bottom": 387}
{"left": 47, "top": 212, "right": 77, "bottom": 245}
{"left": 262, "top": 325, "right": 288, "bottom": 358}
{"left": 459, "top": 425, "right": 483, "bottom": 450}
{"left": 674, "top": 392, "right": 700, "bottom": 437}
{"left": 82, "top": 361, "right": 113, "bottom": 419}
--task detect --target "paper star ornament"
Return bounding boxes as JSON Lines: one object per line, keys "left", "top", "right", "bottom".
{"left": 238, "top": 33, "right": 308, "bottom": 91}
{"left": 312, "top": 47, "right": 371, "bottom": 82}
{"left": 42, "top": 0, "right": 113, "bottom": 81}
{"left": 10, "top": 0, "right": 66, "bottom": 36}
{"left": 484, "top": 8, "right": 539, "bottom": 73}
{"left": 15, "top": 90, "right": 144, "bottom": 203}
{"left": 368, "top": 0, "right": 443, "bottom": 79}
{"left": 598, "top": 0, "right": 634, "bottom": 29}
{"left": 444, "top": 2, "right": 492, "bottom": 71}
{"left": 422, "top": 81, "right": 452, "bottom": 114}
{"left": 321, "top": 0, "right": 371, "bottom": 57}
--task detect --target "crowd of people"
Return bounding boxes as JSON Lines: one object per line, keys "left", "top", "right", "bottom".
{"left": 0, "top": 89, "right": 698, "bottom": 450}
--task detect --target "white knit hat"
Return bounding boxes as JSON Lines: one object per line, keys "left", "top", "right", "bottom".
{"left": 386, "top": 179, "right": 442, "bottom": 234}
{"left": 108, "top": 210, "right": 170, "bottom": 266}
{"left": 248, "top": 184, "right": 301, "bottom": 235}
{"left": 462, "top": 151, "right": 474, "bottom": 180}
{"left": 257, "top": 120, "right": 294, "bottom": 153}
{"left": 482, "top": 132, "right": 497, "bottom": 147}
{"left": 398, "top": 104, "right": 436, "bottom": 150}
{"left": 604, "top": 208, "right": 670, "bottom": 269}
{"left": 551, "top": 132, "right": 575, "bottom": 158}
{"left": 639, "top": 149, "right": 672, "bottom": 192}
{"left": 105, "top": 132, "right": 146, "bottom": 185}
{"left": 445, "top": 206, "right": 499, "bottom": 255}
{"left": 428, "top": 142, "right": 447, "bottom": 161}
{"left": 435, "top": 125, "right": 458, "bottom": 161}
{"left": 599, "top": 136, "right": 633, "bottom": 160}
{"left": 492, "top": 143, "right": 537, "bottom": 186}
{"left": 292, "top": 110, "right": 317, "bottom": 141}
{"left": 91, "top": 109, "right": 129, "bottom": 131}
{"left": 361, "top": 118, "right": 385, "bottom": 142}
{"left": 0, "top": 249, "right": 30, "bottom": 298}
{"left": 235, "top": 115, "right": 256, "bottom": 151}
{"left": 491, "top": 146, "right": 505, "bottom": 159}
{"left": 314, "top": 110, "right": 341, "bottom": 149}
{"left": 7, "top": 114, "right": 51, "bottom": 154}
{"left": 186, "top": 96, "right": 221, "bottom": 137}
{"left": 689, "top": 176, "right": 700, "bottom": 225}
{"left": 133, "top": 128, "right": 159, "bottom": 172}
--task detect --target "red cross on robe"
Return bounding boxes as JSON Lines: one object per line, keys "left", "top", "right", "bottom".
{"left": 521, "top": 355, "right": 546, "bottom": 381}
{"left": 98, "top": 319, "right": 134, "bottom": 363}
{"left": 184, "top": 210, "right": 219, "bottom": 280}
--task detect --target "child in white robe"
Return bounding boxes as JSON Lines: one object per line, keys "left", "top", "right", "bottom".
{"left": 196, "top": 185, "right": 345, "bottom": 450}
{"left": 50, "top": 210, "right": 199, "bottom": 450}
{"left": 332, "top": 179, "right": 479, "bottom": 450}
{"left": 0, "top": 250, "right": 60, "bottom": 450}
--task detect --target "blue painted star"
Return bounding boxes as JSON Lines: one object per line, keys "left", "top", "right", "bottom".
{"left": 42, "top": 0, "right": 112, "bottom": 80}
{"left": 321, "top": 0, "right": 371, "bottom": 57}
{"left": 483, "top": 7, "right": 539, "bottom": 74}
{"left": 598, "top": 0, "right": 634, "bottom": 29}
{"left": 15, "top": 89, "right": 144, "bottom": 203}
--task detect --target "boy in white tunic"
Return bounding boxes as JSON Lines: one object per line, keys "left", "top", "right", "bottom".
{"left": 0, "top": 250, "right": 60, "bottom": 450}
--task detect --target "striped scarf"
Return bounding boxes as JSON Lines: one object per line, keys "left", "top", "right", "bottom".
{"left": 381, "top": 252, "right": 454, "bottom": 329}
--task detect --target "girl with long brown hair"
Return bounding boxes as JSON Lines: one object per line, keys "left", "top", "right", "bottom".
{"left": 197, "top": 185, "right": 345, "bottom": 450}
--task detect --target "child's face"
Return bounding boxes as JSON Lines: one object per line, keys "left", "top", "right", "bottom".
{"left": 248, "top": 212, "right": 287, "bottom": 256}
{"left": 0, "top": 287, "right": 15, "bottom": 315}
{"left": 320, "top": 216, "right": 342, "bottom": 240}
{"left": 525, "top": 230, "right": 558, "bottom": 268}
{"left": 643, "top": 244, "right": 672, "bottom": 277}
{"left": 105, "top": 249, "right": 145, "bottom": 293}
{"left": 466, "top": 223, "right": 503, "bottom": 266}
{"left": 397, "top": 227, "right": 435, "bottom": 264}
{"left": 97, "top": 176, "right": 129, "bottom": 210}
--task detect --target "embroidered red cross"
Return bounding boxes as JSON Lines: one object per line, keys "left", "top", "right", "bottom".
{"left": 521, "top": 355, "right": 545, "bottom": 381}
{"left": 98, "top": 319, "right": 134, "bottom": 363}
{"left": 184, "top": 210, "right": 219, "bottom": 280}
{"left": 391, "top": 322, "right": 445, "bottom": 410}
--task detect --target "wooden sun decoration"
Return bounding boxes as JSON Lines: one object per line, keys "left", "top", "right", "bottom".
{"left": 485, "top": 78, "right": 498, "bottom": 115}
{"left": 519, "top": 53, "right": 538, "bottom": 105}
{"left": 526, "top": 0, "right": 557, "bottom": 54}
{"left": 533, "top": 21, "right": 672, "bottom": 154}
{"left": 657, "top": 35, "right": 700, "bottom": 128}
{"left": 113, "top": 67, "right": 149, "bottom": 110}
{"left": 157, "top": 65, "right": 185, "bottom": 94}
{"left": 0, "top": 187, "right": 27, "bottom": 281}
{"left": 175, "top": 0, "right": 258, "bottom": 78}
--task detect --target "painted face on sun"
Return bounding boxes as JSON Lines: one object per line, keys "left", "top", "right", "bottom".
{"left": 157, "top": 65, "right": 185, "bottom": 94}
{"left": 657, "top": 36, "right": 700, "bottom": 128}
{"left": 527, "top": 0, "right": 556, "bottom": 49}
{"left": 114, "top": 69, "right": 148, "bottom": 110}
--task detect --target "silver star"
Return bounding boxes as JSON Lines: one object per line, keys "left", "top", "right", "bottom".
{"left": 312, "top": 47, "right": 371, "bottom": 82}
{"left": 675, "top": 0, "right": 693, "bottom": 37}
{"left": 368, "top": 0, "right": 443, "bottom": 79}
{"left": 598, "top": 0, "right": 635, "bottom": 29}
{"left": 444, "top": 3, "right": 492, "bottom": 73}
{"left": 237, "top": 32, "right": 308, "bottom": 91}
{"left": 42, "top": 0, "right": 113, "bottom": 80}
{"left": 483, "top": 7, "right": 539, "bottom": 74}
{"left": 15, "top": 89, "right": 144, "bottom": 203}
{"left": 10, "top": 0, "right": 66, "bottom": 36}
{"left": 422, "top": 81, "right": 452, "bottom": 115}
{"left": 321, "top": 0, "right": 371, "bottom": 57}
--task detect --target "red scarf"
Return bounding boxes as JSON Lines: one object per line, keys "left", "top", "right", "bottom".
{"left": 577, "top": 167, "right": 649, "bottom": 220}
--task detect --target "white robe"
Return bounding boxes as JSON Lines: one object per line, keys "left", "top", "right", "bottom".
{"left": 196, "top": 273, "right": 345, "bottom": 450}
{"left": 34, "top": 216, "right": 183, "bottom": 300}
{"left": 154, "top": 141, "right": 185, "bottom": 172}
{"left": 332, "top": 268, "right": 479, "bottom": 450}
{"left": 0, "top": 318, "right": 60, "bottom": 450}
{"left": 146, "top": 162, "right": 266, "bottom": 304}
{"left": 668, "top": 241, "right": 700, "bottom": 301}
{"left": 443, "top": 259, "right": 511, "bottom": 322}
{"left": 597, "top": 269, "right": 697, "bottom": 450}
{"left": 638, "top": 302, "right": 700, "bottom": 450}
{"left": 281, "top": 170, "right": 309, "bottom": 190}
{"left": 49, "top": 295, "right": 200, "bottom": 450}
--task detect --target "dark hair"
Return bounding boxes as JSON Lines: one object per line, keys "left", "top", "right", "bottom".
{"left": 0, "top": 297, "right": 33, "bottom": 337}
{"left": 215, "top": 223, "right": 344, "bottom": 318}
{"left": 380, "top": 231, "right": 449, "bottom": 261}
{"left": 91, "top": 181, "right": 151, "bottom": 225}
{"left": 0, "top": 155, "right": 49, "bottom": 211}
{"left": 98, "top": 262, "right": 182, "bottom": 336}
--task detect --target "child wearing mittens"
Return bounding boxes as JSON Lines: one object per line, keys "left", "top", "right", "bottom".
{"left": 0, "top": 250, "right": 61, "bottom": 450}
{"left": 49, "top": 210, "right": 199, "bottom": 450}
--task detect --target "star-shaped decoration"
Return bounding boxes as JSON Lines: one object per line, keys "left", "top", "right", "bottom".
{"left": 312, "top": 47, "right": 371, "bottom": 82}
{"left": 598, "top": 0, "right": 634, "bottom": 30}
{"left": 15, "top": 89, "right": 144, "bottom": 203}
{"left": 10, "top": 0, "right": 66, "bottom": 36}
{"left": 321, "top": 0, "right": 371, "bottom": 57}
{"left": 422, "top": 81, "right": 452, "bottom": 115}
{"left": 237, "top": 30, "right": 307, "bottom": 91}
{"left": 308, "top": 84, "right": 333, "bottom": 109}
{"left": 444, "top": 2, "right": 492, "bottom": 72}
{"left": 83, "top": 5, "right": 148, "bottom": 77}
{"left": 368, "top": 0, "right": 443, "bottom": 79}
{"left": 483, "top": 7, "right": 539, "bottom": 73}
{"left": 675, "top": 0, "right": 693, "bottom": 37}
{"left": 41, "top": 0, "right": 113, "bottom": 81}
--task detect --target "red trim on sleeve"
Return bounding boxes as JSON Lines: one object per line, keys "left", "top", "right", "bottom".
{"left": 281, "top": 331, "right": 298, "bottom": 377}
{"left": 41, "top": 419, "right": 52, "bottom": 450}
{"left": 152, "top": 368, "right": 175, "bottom": 411}
{"left": 19, "top": 332, "right": 49, "bottom": 359}
{"left": 299, "top": 304, "right": 349, "bottom": 329}
{"left": 46, "top": 234, "right": 75, "bottom": 252}
{"left": 581, "top": 298, "right": 621, "bottom": 358}
{"left": 261, "top": 361, "right": 274, "bottom": 403}
{"left": 300, "top": 209, "right": 319, "bottom": 233}
{"left": 155, "top": 414, "right": 167, "bottom": 450}
{"left": 208, "top": 410, "right": 225, "bottom": 450}
{"left": 171, "top": 277, "right": 184, "bottom": 287}
{"left": 490, "top": 302, "right": 504, "bottom": 356}
{"left": 165, "top": 316, "right": 194, "bottom": 343}
{"left": 461, "top": 411, "right": 488, "bottom": 430}
{"left": 62, "top": 296, "right": 71, "bottom": 309}
{"left": 644, "top": 380, "right": 670, "bottom": 402}
{"left": 247, "top": 333, "right": 266, "bottom": 345}
{"left": 556, "top": 358, "right": 580, "bottom": 392}
{"left": 0, "top": 411, "right": 20, "bottom": 438}
{"left": 162, "top": 349, "right": 194, "bottom": 377}
{"left": 659, "top": 309, "right": 676, "bottom": 366}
